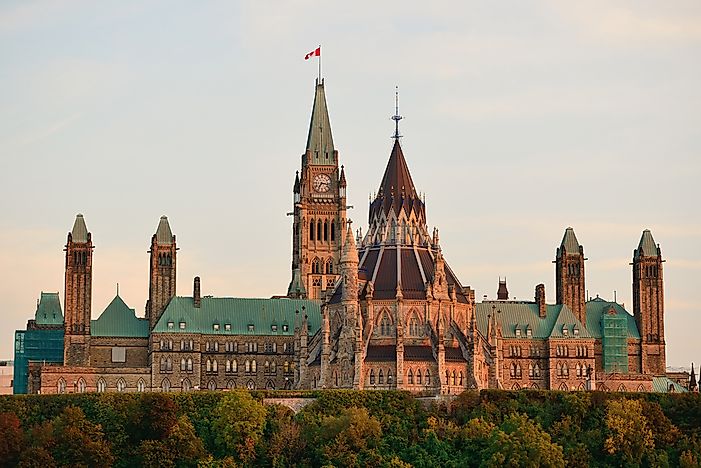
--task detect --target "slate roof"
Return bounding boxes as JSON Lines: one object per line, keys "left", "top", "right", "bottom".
{"left": 445, "top": 347, "right": 467, "bottom": 362}
{"left": 70, "top": 214, "right": 89, "bottom": 243}
{"left": 91, "top": 295, "right": 149, "bottom": 338}
{"left": 366, "top": 345, "right": 396, "bottom": 362}
{"left": 635, "top": 230, "right": 659, "bottom": 258}
{"left": 475, "top": 302, "right": 591, "bottom": 339}
{"left": 305, "top": 80, "right": 335, "bottom": 165}
{"left": 34, "top": 292, "right": 64, "bottom": 325}
{"left": 584, "top": 297, "right": 640, "bottom": 339}
{"left": 558, "top": 227, "right": 581, "bottom": 256}
{"left": 404, "top": 346, "right": 434, "bottom": 361}
{"left": 153, "top": 296, "right": 321, "bottom": 336}
{"left": 155, "top": 216, "right": 174, "bottom": 245}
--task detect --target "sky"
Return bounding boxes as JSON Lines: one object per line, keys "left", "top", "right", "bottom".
{"left": 0, "top": 1, "right": 699, "bottom": 367}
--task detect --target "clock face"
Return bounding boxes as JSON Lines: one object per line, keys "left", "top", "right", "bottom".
{"left": 313, "top": 173, "right": 332, "bottom": 193}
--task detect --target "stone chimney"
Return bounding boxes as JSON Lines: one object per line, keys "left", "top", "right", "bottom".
{"left": 535, "top": 283, "right": 546, "bottom": 318}
{"left": 497, "top": 278, "right": 509, "bottom": 300}
{"left": 193, "top": 276, "right": 201, "bottom": 308}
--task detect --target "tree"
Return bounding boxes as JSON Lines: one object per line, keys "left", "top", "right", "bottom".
{"left": 318, "top": 407, "right": 382, "bottom": 467}
{"left": 212, "top": 390, "right": 266, "bottom": 463}
{"left": 51, "top": 406, "right": 115, "bottom": 467}
{"left": 481, "top": 413, "right": 565, "bottom": 468}
{"left": 0, "top": 412, "right": 23, "bottom": 467}
{"left": 604, "top": 398, "right": 654, "bottom": 466}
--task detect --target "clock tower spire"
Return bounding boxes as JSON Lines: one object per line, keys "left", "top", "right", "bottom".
{"left": 288, "top": 79, "right": 347, "bottom": 299}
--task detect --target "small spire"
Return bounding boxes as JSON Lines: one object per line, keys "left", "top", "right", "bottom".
{"left": 391, "top": 86, "right": 403, "bottom": 140}
{"left": 293, "top": 171, "right": 300, "bottom": 193}
{"left": 339, "top": 165, "right": 347, "bottom": 187}
{"left": 155, "top": 215, "right": 174, "bottom": 245}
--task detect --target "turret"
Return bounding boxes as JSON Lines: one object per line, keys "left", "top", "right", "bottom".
{"left": 633, "top": 229, "right": 665, "bottom": 374}
{"left": 555, "top": 227, "right": 587, "bottom": 325}
{"left": 147, "top": 216, "right": 177, "bottom": 329}
{"left": 64, "top": 214, "right": 93, "bottom": 366}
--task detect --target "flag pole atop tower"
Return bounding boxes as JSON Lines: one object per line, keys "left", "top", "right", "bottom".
{"left": 318, "top": 44, "right": 322, "bottom": 83}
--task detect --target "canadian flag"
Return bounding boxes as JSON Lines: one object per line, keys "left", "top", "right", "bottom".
{"left": 305, "top": 47, "right": 321, "bottom": 60}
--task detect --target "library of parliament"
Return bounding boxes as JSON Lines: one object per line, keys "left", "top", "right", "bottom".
{"left": 14, "top": 79, "right": 682, "bottom": 395}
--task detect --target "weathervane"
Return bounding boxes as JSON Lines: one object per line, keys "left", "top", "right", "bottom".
{"left": 391, "top": 86, "right": 403, "bottom": 140}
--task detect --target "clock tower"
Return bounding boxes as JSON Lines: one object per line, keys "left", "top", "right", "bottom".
{"left": 288, "top": 79, "right": 348, "bottom": 300}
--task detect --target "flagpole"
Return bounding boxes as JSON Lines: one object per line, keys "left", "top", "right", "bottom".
{"left": 318, "top": 44, "right": 322, "bottom": 82}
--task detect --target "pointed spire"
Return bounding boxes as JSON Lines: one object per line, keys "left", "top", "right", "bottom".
{"left": 155, "top": 216, "right": 174, "bottom": 245}
{"left": 342, "top": 221, "right": 358, "bottom": 264}
{"left": 339, "top": 165, "right": 347, "bottom": 187}
{"left": 70, "top": 214, "right": 89, "bottom": 243}
{"left": 635, "top": 229, "right": 659, "bottom": 258}
{"left": 391, "top": 86, "right": 402, "bottom": 140}
{"left": 293, "top": 171, "right": 300, "bottom": 194}
{"left": 558, "top": 227, "right": 581, "bottom": 256}
{"left": 690, "top": 363, "right": 698, "bottom": 391}
{"left": 305, "top": 80, "right": 335, "bottom": 164}
{"left": 370, "top": 139, "right": 423, "bottom": 221}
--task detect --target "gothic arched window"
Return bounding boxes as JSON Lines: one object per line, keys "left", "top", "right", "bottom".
{"left": 370, "top": 369, "right": 376, "bottom": 385}
{"left": 137, "top": 379, "right": 145, "bottom": 392}
{"left": 312, "top": 258, "right": 320, "bottom": 274}
{"left": 317, "top": 220, "right": 322, "bottom": 241}
{"left": 57, "top": 378, "right": 66, "bottom": 394}
{"left": 117, "top": 378, "right": 126, "bottom": 392}
{"left": 323, "top": 220, "right": 328, "bottom": 241}
{"left": 161, "top": 378, "right": 170, "bottom": 392}
{"left": 408, "top": 369, "right": 414, "bottom": 384}
{"left": 378, "top": 369, "right": 384, "bottom": 385}
{"left": 330, "top": 221, "right": 335, "bottom": 241}
{"left": 425, "top": 369, "right": 431, "bottom": 385}
{"left": 310, "top": 220, "right": 315, "bottom": 241}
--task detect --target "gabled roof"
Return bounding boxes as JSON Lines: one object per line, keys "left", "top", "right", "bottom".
{"left": 153, "top": 296, "right": 321, "bottom": 335}
{"left": 91, "top": 295, "right": 149, "bottom": 338}
{"left": 585, "top": 297, "right": 640, "bottom": 339}
{"left": 558, "top": 227, "right": 581, "bottom": 256}
{"left": 70, "top": 214, "right": 89, "bottom": 243}
{"left": 369, "top": 140, "right": 425, "bottom": 222}
{"left": 34, "top": 292, "right": 63, "bottom": 325}
{"left": 305, "top": 80, "right": 335, "bottom": 165}
{"left": 475, "top": 302, "right": 591, "bottom": 339}
{"left": 635, "top": 229, "right": 659, "bottom": 258}
{"left": 155, "top": 216, "right": 174, "bottom": 245}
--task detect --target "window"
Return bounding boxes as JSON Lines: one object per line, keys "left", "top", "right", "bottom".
{"left": 310, "top": 220, "right": 315, "bottom": 241}
{"left": 387, "top": 369, "right": 393, "bottom": 385}
{"left": 232, "top": 359, "right": 238, "bottom": 372}
{"left": 252, "top": 360, "right": 257, "bottom": 372}
{"left": 264, "top": 360, "right": 270, "bottom": 374}
{"left": 271, "top": 324, "right": 278, "bottom": 332}
{"left": 408, "top": 369, "right": 414, "bottom": 384}
{"left": 181, "top": 358, "right": 186, "bottom": 371}
{"left": 370, "top": 370, "right": 376, "bottom": 385}
{"left": 528, "top": 363, "right": 534, "bottom": 378}
{"left": 208, "top": 380, "right": 216, "bottom": 391}
{"left": 168, "top": 321, "right": 174, "bottom": 329}
{"left": 245, "top": 360, "right": 251, "bottom": 373}
{"left": 182, "top": 379, "right": 191, "bottom": 392}
{"left": 77, "top": 378, "right": 86, "bottom": 393}
{"left": 573, "top": 327, "right": 579, "bottom": 336}
{"left": 206, "top": 359, "right": 212, "bottom": 372}
{"left": 416, "top": 370, "right": 422, "bottom": 385}
{"left": 425, "top": 369, "right": 431, "bottom": 385}
{"left": 213, "top": 323, "right": 220, "bottom": 331}
{"left": 97, "top": 378, "right": 107, "bottom": 393}
{"left": 179, "top": 322, "right": 186, "bottom": 329}
{"left": 246, "top": 380, "right": 255, "bottom": 390}
{"left": 225, "top": 323, "right": 231, "bottom": 331}
{"left": 526, "top": 327, "right": 532, "bottom": 338}
{"left": 534, "top": 363, "right": 541, "bottom": 378}
{"left": 379, "top": 369, "right": 384, "bottom": 385}
{"left": 187, "top": 358, "right": 193, "bottom": 372}
{"left": 137, "top": 379, "right": 145, "bottom": 392}
{"left": 161, "top": 379, "right": 171, "bottom": 392}
{"left": 562, "top": 325, "right": 569, "bottom": 336}
{"left": 312, "top": 258, "right": 320, "bottom": 274}
{"left": 214, "top": 342, "right": 219, "bottom": 352}
{"left": 515, "top": 328, "right": 521, "bottom": 337}
{"left": 167, "top": 357, "right": 172, "bottom": 371}
{"left": 57, "top": 378, "right": 66, "bottom": 394}
{"left": 117, "top": 378, "right": 126, "bottom": 392}
{"left": 212, "top": 359, "right": 218, "bottom": 372}
{"left": 248, "top": 324, "right": 255, "bottom": 332}
{"left": 284, "top": 361, "right": 290, "bottom": 373}
{"left": 283, "top": 324, "right": 289, "bottom": 332}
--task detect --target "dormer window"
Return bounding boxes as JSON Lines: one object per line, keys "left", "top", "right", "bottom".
{"left": 179, "top": 322, "right": 186, "bottom": 330}
{"left": 526, "top": 327, "right": 532, "bottom": 338}
{"left": 271, "top": 324, "right": 278, "bottom": 332}
{"left": 167, "top": 321, "right": 174, "bottom": 329}
{"left": 248, "top": 324, "right": 255, "bottom": 332}
{"left": 213, "top": 323, "right": 220, "bottom": 331}
{"left": 283, "top": 324, "right": 289, "bottom": 332}
{"left": 573, "top": 326, "right": 580, "bottom": 336}
{"left": 225, "top": 324, "right": 231, "bottom": 331}
{"left": 515, "top": 325, "right": 521, "bottom": 337}
{"left": 562, "top": 325, "right": 569, "bottom": 336}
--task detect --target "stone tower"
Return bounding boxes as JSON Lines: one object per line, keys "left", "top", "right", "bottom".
{"left": 633, "top": 229, "right": 666, "bottom": 375}
{"left": 63, "top": 214, "right": 93, "bottom": 366}
{"left": 555, "top": 227, "right": 587, "bottom": 325}
{"left": 147, "top": 215, "right": 177, "bottom": 329}
{"left": 288, "top": 79, "right": 347, "bottom": 299}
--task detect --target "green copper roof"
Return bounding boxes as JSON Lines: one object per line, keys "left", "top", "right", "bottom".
{"left": 305, "top": 80, "right": 336, "bottom": 165}
{"left": 558, "top": 227, "right": 581, "bottom": 256}
{"left": 153, "top": 296, "right": 321, "bottom": 335}
{"left": 635, "top": 229, "right": 658, "bottom": 258}
{"left": 652, "top": 376, "right": 687, "bottom": 393}
{"left": 155, "top": 216, "right": 174, "bottom": 245}
{"left": 71, "top": 214, "right": 89, "bottom": 243}
{"left": 584, "top": 297, "right": 640, "bottom": 339}
{"left": 34, "top": 292, "right": 63, "bottom": 325}
{"left": 91, "top": 295, "right": 149, "bottom": 338}
{"left": 475, "top": 302, "right": 590, "bottom": 339}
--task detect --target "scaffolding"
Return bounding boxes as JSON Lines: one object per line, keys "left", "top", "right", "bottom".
{"left": 602, "top": 313, "right": 628, "bottom": 373}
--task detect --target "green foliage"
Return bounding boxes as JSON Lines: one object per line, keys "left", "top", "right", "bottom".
{"left": 0, "top": 389, "right": 700, "bottom": 467}
{"left": 211, "top": 390, "right": 266, "bottom": 464}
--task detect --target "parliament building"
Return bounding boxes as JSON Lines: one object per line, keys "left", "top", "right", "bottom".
{"left": 14, "top": 79, "right": 683, "bottom": 395}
